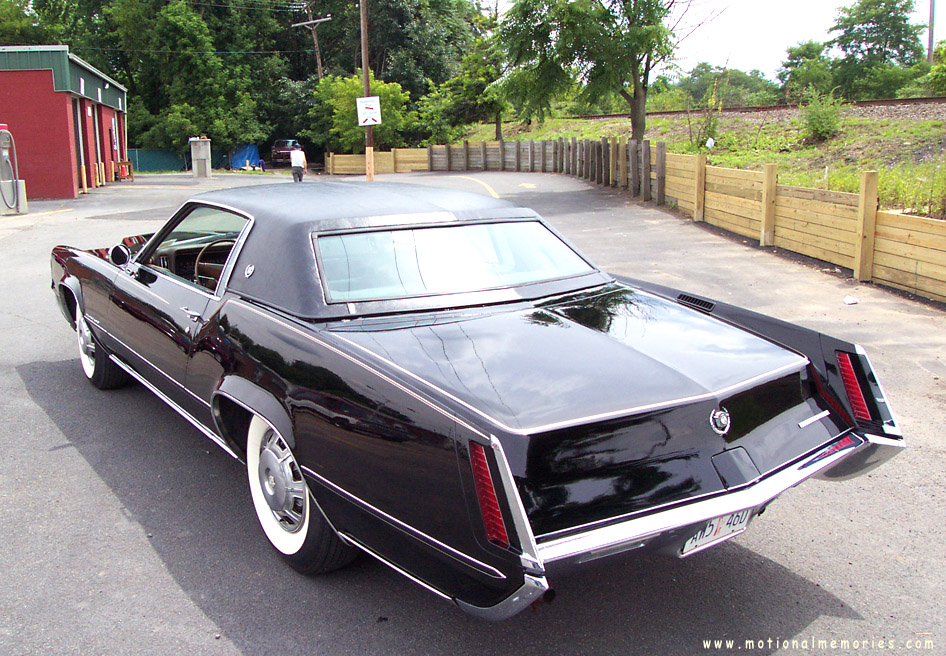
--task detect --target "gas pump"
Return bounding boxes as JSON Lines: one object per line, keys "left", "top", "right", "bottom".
{"left": 0, "top": 123, "right": 23, "bottom": 212}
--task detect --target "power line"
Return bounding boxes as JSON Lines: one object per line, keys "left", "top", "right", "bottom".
{"left": 71, "top": 45, "right": 313, "bottom": 55}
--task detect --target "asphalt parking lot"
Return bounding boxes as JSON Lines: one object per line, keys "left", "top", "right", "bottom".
{"left": 1, "top": 170, "right": 943, "bottom": 655}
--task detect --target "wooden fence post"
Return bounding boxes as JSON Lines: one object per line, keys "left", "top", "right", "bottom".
{"left": 629, "top": 140, "right": 639, "bottom": 196}
{"left": 694, "top": 154, "right": 706, "bottom": 221}
{"left": 760, "top": 163, "right": 778, "bottom": 245}
{"left": 854, "top": 170, "right": 879, "bottom": 282}
{"left": 601, "top": 138, "right": 609, "bottom": 186}
{"left": 480, "top": 141, "right": 487, "bottom": 170}
{"left": 641, "top": 141, "right": 652, "bottom": 201}
{"left": 571, "top": 137, "right": 578, "bottom": 176}
{"left": 529, "top": 140, "right": 535, "bottom": 172}
{"left": 463, "top": 140, "right": 470, "bottom": 170}
{"left": 499, "top": 141, "right": 505, "bottom": 171}
{"left": 542, "top": 141, "right": 548, "bottom": 172}
{"left": 515, "top": 141, "right": 521, "bottom": 171}
{"left": 656, "top": 142, "right": 666, "bottom": 204}
{"left": 619, "top": 137, "right": 628, "bottom": 188}
{"left": 427, "top": 144, "right": 433, "bottom": 171}
{"left": 392, "top": 148, "right": 399, "bottom": 173}
{"left": 610, "top": 138, "right": 618, "bottom": 187}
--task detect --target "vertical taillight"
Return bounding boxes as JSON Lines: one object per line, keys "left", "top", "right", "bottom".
{"left": 469, "top": 442, "right": 510, "bottom": 549}
{"left": 836, "top": 352, "right": 873, "bottom": 422}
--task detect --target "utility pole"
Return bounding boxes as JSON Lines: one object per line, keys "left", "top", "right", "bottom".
{"left": 291, "top": 10, "right": 331, "bottom": 80}
{"left": 359, "top": 0, "right": 374, "bottom": 181}
{"left": 929, "top": 0, "right": 936, "bottom": 65}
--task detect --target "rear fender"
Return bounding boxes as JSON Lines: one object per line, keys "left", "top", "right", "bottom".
{"left": 212, "top": 376, "right": 294, "bottom": 454}
{"left": 615, "top": 275, "right": 902, "bottom": 439}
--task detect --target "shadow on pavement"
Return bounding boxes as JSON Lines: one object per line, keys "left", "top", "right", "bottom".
{"left": 19, "top": 359, "right": 860, "bottom": 656}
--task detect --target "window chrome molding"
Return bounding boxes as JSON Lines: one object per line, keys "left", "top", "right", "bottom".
{"left": 129, "top": 200, "right": 256, "bottom": 303}
{"left": 108, "top": 354, "right": 236, "bottom": 458}
{"left": 302, "top": 465, "right": 506, "bottom": 581}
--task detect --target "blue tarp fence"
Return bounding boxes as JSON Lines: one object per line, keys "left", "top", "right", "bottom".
{"left": 230, "top": 144, "right": 261, "bottom": 170}
{"left": 128, "top": 146, "right": 248, "bottom": 172}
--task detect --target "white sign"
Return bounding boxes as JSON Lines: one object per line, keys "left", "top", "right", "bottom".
{"left": 356, "top": 96, "right": 382, "bottom": 126}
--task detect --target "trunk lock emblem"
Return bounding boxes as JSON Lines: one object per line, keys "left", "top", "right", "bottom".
{"left": 710, "top": 408, "right": 731, "bottom": 435}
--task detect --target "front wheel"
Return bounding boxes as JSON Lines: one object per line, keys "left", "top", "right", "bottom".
{"left": 76, "top": 306, "right": 128, "bottom": 390}
{"left": 246, "top": 416, "right": 357, "bottom": 574}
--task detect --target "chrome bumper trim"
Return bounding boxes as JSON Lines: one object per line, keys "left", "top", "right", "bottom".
{"left": 536, "top": 432, "right": 904, "bottom": 564}
{"left": 455, "top": 574, "right": 549, "bottom": 621}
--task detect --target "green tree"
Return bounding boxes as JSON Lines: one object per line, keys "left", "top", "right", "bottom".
{"left": 828, "top": 0, "right": 924, "bottom": 98}
{"left": 303, "top": 71, "right": 416, "bottom": 153}
{"left": 925, "top": 41, "right": 946, "bottom": 94}
{"left": 500, "top": 0, "right": 681, "bottom": 140}
{"left": 0, "top": 0, "right": 55, "bottom": 43}
{"left": 778, "top": 41, "right": 835, "bottom": 101}
{"left": 431, "top": 7, "right": 506, "bottom": 139}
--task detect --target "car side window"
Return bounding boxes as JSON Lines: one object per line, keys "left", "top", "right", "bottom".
{"left": 144, "top": 205, "right": 248, "bottom": 294}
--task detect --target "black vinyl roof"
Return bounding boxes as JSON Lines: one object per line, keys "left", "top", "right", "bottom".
{"left": 192, "top": 181, "right": 546, "bottom": 318}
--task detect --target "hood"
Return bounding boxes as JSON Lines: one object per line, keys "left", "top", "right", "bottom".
{"left": 330, "top": 285, "right": 808, "bottom": 433}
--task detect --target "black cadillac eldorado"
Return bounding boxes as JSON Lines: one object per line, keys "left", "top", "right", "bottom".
{"left": 50, "top": 182, "right": 904, "bottom": 620}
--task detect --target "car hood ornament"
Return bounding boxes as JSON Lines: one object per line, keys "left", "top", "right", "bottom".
{"left": 710, "top": 407, "right": 731, "bottom": 435}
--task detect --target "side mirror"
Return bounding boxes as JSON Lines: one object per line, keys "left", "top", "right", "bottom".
{"left": 108, "top": 243, "right": 130, "bottom": 267}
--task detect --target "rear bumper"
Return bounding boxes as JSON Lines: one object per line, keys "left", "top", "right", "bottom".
{"left": 458, "top": 429, "right": 903, "bottom": 621}
{"left": 534, "top": 431, "right": 904, "bottom": 570}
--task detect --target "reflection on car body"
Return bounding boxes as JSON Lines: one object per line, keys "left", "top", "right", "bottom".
{"left": 50, "top": 182, "right": 904, "bottom": 620}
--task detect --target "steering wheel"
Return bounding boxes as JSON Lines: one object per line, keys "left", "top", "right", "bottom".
{"left": 193, "top": 238, "right": 236, "bottom": 291}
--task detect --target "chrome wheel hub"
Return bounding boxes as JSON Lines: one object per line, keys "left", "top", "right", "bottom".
{"left": 257, "top": 431, "right": 306, "bottom": 533}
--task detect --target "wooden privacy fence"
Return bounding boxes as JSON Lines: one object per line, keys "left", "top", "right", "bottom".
{"left": 325, "top": 138, "right": 946, "bottom": 304}
{"left": 424, "top": 138, "right": 666, "bottom": 201}
{"left": 327, "top": 148, "right": 429, "bottom": 175}
{"left": 662, "top": 154, "right": 946, "bottom": 303}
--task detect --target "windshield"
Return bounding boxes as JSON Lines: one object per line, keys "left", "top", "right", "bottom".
{"left": 315, "top": 221, "right": 595, "bottom": 303}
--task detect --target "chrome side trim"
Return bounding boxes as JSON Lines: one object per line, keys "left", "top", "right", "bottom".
{"left": 339, "top": 533, "right": 451, "bottom": 601}
{"left": 109, "top": 354, "right": 238, "bottom": 459}
{"left": 487, "top": 436, "right": 544, "bottom": 574}
{"left": 301, "top": 465, "right": 506, "bottom": 580}
{"left": 332, "top": 332, "right": 809, "bottom": 435}
{"left": 536, "top": 433, "right": 873, "bottom": 564}
{"left": 455, "top": 574, "right": 549, "bottom": 621}
{"left": 798, "top": 409, "right": 830, "bottom": 429}
{"left": 229, "top": 299, "right": 489, "bottom": 439}
{"left": 101, "top": 326, "right": 211, "bottom": 409}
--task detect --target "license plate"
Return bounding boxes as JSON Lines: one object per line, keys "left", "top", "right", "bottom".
{"left": 681, "top": 508, "right": 752, "bottom": 556}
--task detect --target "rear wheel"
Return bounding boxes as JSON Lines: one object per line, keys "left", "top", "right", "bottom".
{"left": 246, "top": 416, "right": 357, "bottom": 574}
{"left": 76, "top": 305, "right": 129, "bottom": 390}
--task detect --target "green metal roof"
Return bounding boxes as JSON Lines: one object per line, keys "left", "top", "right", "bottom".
{"left": 0, "top": 45, "right": 127, "bottom": 112}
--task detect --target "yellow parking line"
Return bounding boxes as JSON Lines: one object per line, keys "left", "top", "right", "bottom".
{"left": 454, "top": 176, "right": 500, "bottom": 199}
{"left": 25, "top": 208, "right": 72, "bottom": 217}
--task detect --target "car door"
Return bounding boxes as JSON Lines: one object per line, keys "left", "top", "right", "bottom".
{"left": 107, "top": 204, "right": 250, "bottom": 423}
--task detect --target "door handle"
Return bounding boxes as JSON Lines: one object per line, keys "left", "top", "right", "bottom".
{"left": 181, "top": 307, "right": 202, "bottom": 322}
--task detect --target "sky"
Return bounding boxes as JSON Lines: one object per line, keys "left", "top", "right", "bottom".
{"left": 669, "top": 0, "right": 943, "bottom": 79}
{"left": 495, "top": 0, "right": 944, "bottom": 81}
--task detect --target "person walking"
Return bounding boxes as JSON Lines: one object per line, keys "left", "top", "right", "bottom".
{"left": 290, "top": 145, "right": 307, "bottom": 182}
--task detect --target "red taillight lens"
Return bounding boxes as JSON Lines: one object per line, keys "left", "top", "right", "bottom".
{"left": 469, "top": 442, "right": 510, "bottom": 549}
{"left": 837, "top": 352, "right": 872, "bottom": 422}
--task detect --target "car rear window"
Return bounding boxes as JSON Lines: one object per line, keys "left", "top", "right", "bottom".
{"left": 315, "top": 221, "right": 595, "bottom": 303}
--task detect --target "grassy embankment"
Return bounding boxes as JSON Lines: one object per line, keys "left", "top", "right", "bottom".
{"left": 465, "top": 107, "right": 946, "bottom": 219}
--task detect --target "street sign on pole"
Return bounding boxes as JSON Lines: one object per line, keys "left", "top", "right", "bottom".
{"left": 356, "top": 96, "right": 382, "bottom": 127}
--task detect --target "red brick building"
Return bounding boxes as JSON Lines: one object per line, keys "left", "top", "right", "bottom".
{"left": 0, "top": 45, "right": 128, "bottom": 199}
